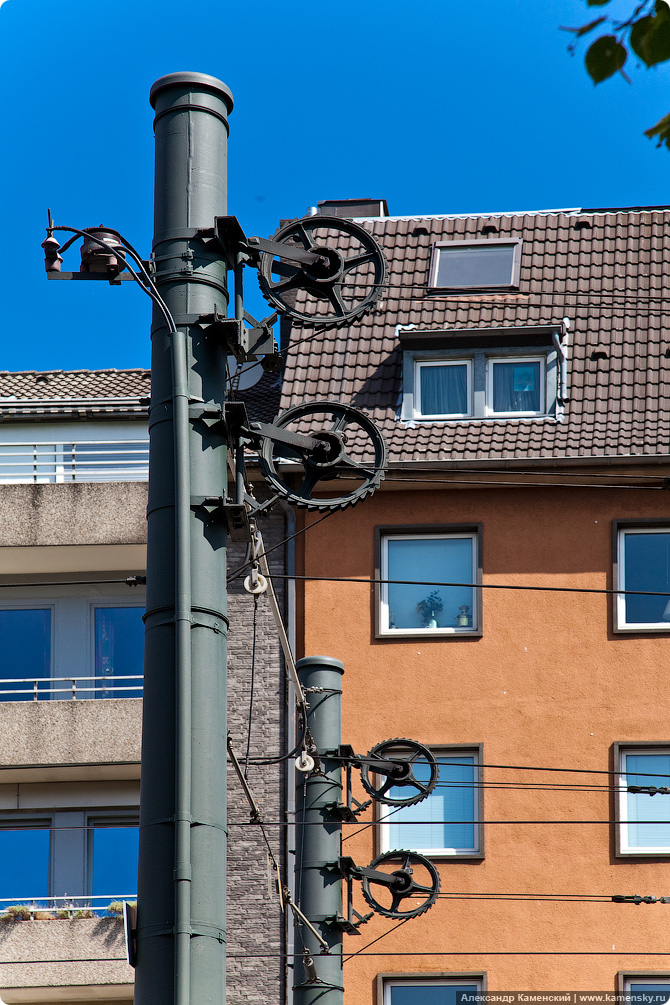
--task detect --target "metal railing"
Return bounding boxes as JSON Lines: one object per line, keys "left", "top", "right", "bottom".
{"left": 0, "top": 440, "right": 149, "bottom": 483}
{"left": 0, "top": 894, "right": 137, "bottom": 919}
{"left": 0, "top": 675, "right": 143, "bottom": 700}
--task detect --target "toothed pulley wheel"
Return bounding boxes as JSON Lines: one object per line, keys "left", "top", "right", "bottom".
{"left": 361, "top": 850, "right": 440, "bottom": 920}
{"left": 258, "top": 401, "right": 387, "bottom": 511}
{"left": 360, "top": 738, "right": 438, "bottom": 807}
{"left": 257, "top": 216, "right": 387, "bottom": 327}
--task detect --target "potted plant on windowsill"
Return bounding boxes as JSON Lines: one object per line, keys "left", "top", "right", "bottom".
{"left": 416, "top": 590, "right": 443, "bottom": 628}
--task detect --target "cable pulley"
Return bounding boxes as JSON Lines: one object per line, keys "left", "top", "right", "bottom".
{"left": 256, "top": 400, "right": 387, "bottom": 511}
{"left": 344, "top": 850, "right": 440, "bottom": 920}
{"left": 256, "top": 216, "right": 387, "bottom": 328}
{"left": 358, "top": 738, "right": 438, "bottom": 807}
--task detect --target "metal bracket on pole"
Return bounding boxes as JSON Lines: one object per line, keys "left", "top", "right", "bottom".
{"left": 324, "top": 745, "right": 371, "bottom": 822}
{"left": 188, "top": 404, "right": 227, "bottom": 436}
{"left": 190, "top": 495, "right": 250, "bottom": 542}
{"left": 200, "top": 311, "right": 278, "bottom": 363}
{"left": 329, "top": 856, "right": 373, "bottom": 933}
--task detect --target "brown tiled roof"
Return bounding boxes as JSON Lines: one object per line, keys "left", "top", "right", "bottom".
{"left": 0, "top": 369, "right": 150, "bottom": 400}
{"left": 0, "top": 369, "right": 151, "bottom": 420}
{"left": 0, "top": 365, "right": 279, "bottom": 425}
{"left": 278, "top": 207, "right": 670, "bottom": 465}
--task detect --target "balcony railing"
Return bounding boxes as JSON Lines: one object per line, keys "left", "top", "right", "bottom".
{"left": 0, "top": 675, "right": 144, "bottom": 700}
{"left": 0, "top": 895, "right": 136, "bottom": 919}
{"left": 0, "top": 440, "right": 149, "bottom": 483}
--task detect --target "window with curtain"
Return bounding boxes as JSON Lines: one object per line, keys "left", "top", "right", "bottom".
{"left": 94, "top": 606, "right": 145, "bottom": 697}
{"left": 617, "top": 527, "right": 670, "bottom": 630}
{"left": 379, "top": 531, "right": 478, "bottom": 635}
{"left": 382, "top": 751, "right": 481, "bottom": 857}
{"left": 489, "top": 357, "right": 543, "bottom": 414}
{"left": 416, "top": 361, "right": 471, "bottom": 417}
{"left": 618, "top": 748, "right": 670, "bottom": 854}
{"left": 405, "top": 346, "right": 554, "bottom": 424}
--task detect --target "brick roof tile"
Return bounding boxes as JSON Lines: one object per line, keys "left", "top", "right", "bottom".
{"left": 0, "top": 368, "right": 150, "bottom": 400}
{"left": 279, "top": 206, "right": 670, "bottom": 464}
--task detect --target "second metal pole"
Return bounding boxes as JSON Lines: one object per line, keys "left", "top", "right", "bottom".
{"left": 294, "top": 656, "right": 345, "bottom": 1005}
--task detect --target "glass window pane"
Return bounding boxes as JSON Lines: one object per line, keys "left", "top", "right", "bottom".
{"left": 95, "top": 607, "right": 144, "bottom": 697}
{"left": 627, "top": 985, "right": 670, "bottom": 1005}
{"left": 492, "top": 361, "right": 541, "bottom": 413}
{"left": 419, "top": 364, "right": 468, "bottom": 416}
{"left": 0, "top": 609, "right": 51, "bottom": 700}
{"left": 388, "top": 756, "right": 477, "bottom": 853}
{"left": 0, "top": 828, "right": 50, "bottom": 900}
{"left": 435, "top": 244, "right": 515, "bottom": 287}
{"left": 389, "top": 983, "right": 480, "bottom": 1005}
{"left": 624, "top": 753, "right": 670, "bottom": 850}
{"left": 386, "top": 537, "right": 474, "bottom": 631}
{"left": 623, "top": 532, "right": 670, "bottom": 625}
{"left": 89, "top": 825, "right": 139, "bottom": 897}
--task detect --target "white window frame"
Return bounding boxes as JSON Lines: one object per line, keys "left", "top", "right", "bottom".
{"left": 486, "top": 355, "right": 546, "bottom": 417}
{"left": 414, "top": 359, "right": 473, "bottom": 419}
{"left": 617, "top": 746, "right": 670, "bottom": 856}
{"left": 378, "top": 530, "right": 480, "bottom": 637}
{"left": 428, "top": 238, "right": 522, "bottom": 290}
{"left": 400, "top": 341, "right": 558, "bottom": 425}
{"left": 379, "top": 746, "right": 483, "bottom": 858}
{"left": 383, "top": 976, "right": 484, "bottom": 1005}
{"left": 616, "top": 526, "right": 670, "bottom": 632}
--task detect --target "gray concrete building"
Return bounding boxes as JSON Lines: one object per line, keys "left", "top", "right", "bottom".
{"left": 0, "top": 369, "right": 287, "bottom": 1004}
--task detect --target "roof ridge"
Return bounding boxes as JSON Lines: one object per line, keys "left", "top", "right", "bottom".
{"left": 352, "top": 204, "right": 670, "bottom": 223}
{"left": 0, "top": 368, "right": 150, "bottom": 377}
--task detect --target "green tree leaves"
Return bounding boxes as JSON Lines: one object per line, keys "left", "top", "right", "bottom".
{"left": 565, "top": 0, "right": 670, "bottom": 148}
{"left": 630, "top": 1, "right": 670, "bottom": 66}
{"left": 645, "top": 110, "right": 670, "bottom": 148}
{"left": 585, "top": 34, "right": 627, "bottom": 80}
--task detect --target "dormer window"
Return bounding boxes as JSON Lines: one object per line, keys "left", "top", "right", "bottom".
{"left": 428, "top": 239, "right": 522, "bottom": 290}
{"left": 400, "top": 326, "right": 562, "bottom": 423}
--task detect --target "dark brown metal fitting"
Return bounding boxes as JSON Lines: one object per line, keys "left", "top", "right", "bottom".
{"left": 41, "top": 235, "right": 63, "bottom": 272}
{"left": 80, "top": 226, "right": 126, "bottom": 275}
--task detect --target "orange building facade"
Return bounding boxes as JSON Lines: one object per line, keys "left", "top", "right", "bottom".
{"left": 275, "top": 201, "right": 670, "bottom": 1005}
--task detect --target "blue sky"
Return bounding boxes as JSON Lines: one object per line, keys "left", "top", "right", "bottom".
{"left": 1, "top": 0, "right": 668, "bottom": 372}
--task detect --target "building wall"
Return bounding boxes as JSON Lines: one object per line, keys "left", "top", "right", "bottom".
{"left": 295, "top": 483, "right": 670, "bottom": 1002}
{"left": 226, "top": 505, "right": 288, "bottom": 1005}
{"left": 0, "top": 476, "right": 288, "bottom": 1004}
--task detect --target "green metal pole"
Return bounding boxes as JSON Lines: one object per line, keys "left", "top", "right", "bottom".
{"left": 294, "top": 656, "right": 345, "bottom": 1005}
{"left": 135, "top": 72, "right": 233, "bottom": 1005}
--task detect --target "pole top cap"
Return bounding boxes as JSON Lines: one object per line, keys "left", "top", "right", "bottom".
{"left": 149, "top": 72, "right": 234, "bottom": 113}
{"left": 295, "top": 656, "right": 345, "bottom": 674}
